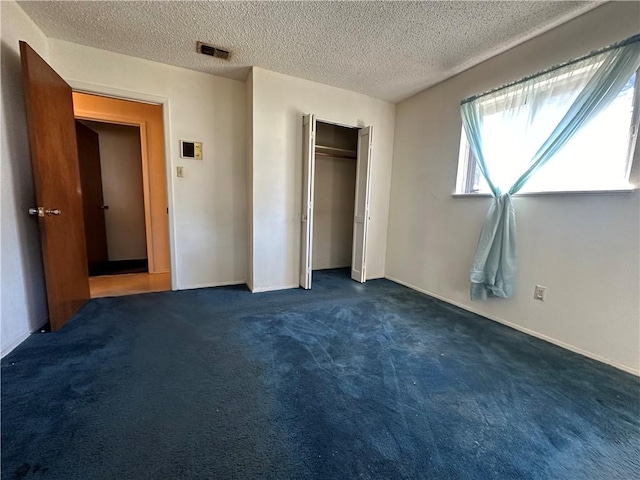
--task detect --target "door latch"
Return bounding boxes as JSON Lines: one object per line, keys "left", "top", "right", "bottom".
{"left": 29, "top": 207, "right": 61, "bottom": 216}
{"left": 28, "top": 207, "right": 44, "bottom": 217}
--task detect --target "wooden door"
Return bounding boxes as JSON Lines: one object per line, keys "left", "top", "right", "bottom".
{"left": 351, "top": 126, "right": 373, "bottom": 283}
{"left": 75, "top": 121, "right": 109, "bottom": 274}
{"left": 20, "top": 41, "right": 90, "bottom": 331}
{"left": 299, "top": 113, "right": 316, "bottom": 289}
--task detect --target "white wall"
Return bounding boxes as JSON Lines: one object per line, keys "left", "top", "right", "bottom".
{"left": 312, "top": 156, "right": 356, "bottom": 270}
{"left": 246, "top": 70, "right": 254, "bottom": 291}
{"left": 49, "top": 39, "right": 247, "bottom": 290}
{"left": 386, "top": 2, "right": 640, "bottom": 374}
{"left": 85, "top": 122, "right": 147, "bottom": 261}
{"left": 249, "top": 67, "right": 396, "bottom": 291}
{"left": 0, "top": 1, "right": 50, "bottom": 356}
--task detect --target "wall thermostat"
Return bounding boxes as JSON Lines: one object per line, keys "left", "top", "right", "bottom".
{"left": 180, "top": 140, "right": 203, "bottom": 160}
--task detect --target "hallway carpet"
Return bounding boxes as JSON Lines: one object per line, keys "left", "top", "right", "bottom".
{"left": 2, "top": 270, "right": 638, "bottom": 479}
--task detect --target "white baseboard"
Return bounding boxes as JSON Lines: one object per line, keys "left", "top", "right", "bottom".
{"left": 251, "top": 284, "right": 298, "bottom": 293}
{"left": 385, "top": 275, "right": 639, "bottom": 377}
{"left": 1, "top": 318, "right": 49, "bottom": 359}
{"left": 178, "top": 279, "right": 247, "bottom": 291}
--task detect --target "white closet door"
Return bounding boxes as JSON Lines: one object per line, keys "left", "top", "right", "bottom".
{"left": 300, "top": 114, "right": 316, "bottom": 289}
{"left": 351, "top": 126, "right": 373, "bottom": 283}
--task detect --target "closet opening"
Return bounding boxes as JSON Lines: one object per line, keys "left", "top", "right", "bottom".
{"left": 300, "top": 114, "right": 373, "bottom": 290}
{"left": 312, "top": 122, "right": 358, "bottom": 275}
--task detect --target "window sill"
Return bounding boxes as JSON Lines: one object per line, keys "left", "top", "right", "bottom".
{"left": 452, "top": 187, "right": 638, "bottom": 198}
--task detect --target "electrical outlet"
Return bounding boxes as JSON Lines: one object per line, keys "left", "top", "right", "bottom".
{"left": 534, "top": 285, "right": 547, "bottom": 301}
{"left": 177, "top": 166, "right": 184, "bottom": 178}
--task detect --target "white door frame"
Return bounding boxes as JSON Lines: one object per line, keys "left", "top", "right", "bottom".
{"left": 351, "top": 126, "right": 373, "bottom": 283}
{"left": 299, "top": 114, "right": 316, "bottom": 289}
{"left": 299, "top": 115, "right": 372, "bottom": 288}
{"left": 66, "top": 80, "right": 176, "bottom": 291}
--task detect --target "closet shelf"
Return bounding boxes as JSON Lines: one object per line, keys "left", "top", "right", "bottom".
{"left": 315, "top": 144, "right": 357, "bottom": 159}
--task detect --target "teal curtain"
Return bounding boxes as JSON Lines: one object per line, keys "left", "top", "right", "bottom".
{"left": 461, "top": 37, "right": 640, "bottom": 301}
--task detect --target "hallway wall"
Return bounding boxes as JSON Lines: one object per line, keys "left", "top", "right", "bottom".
{"left": 82, "top": 121, "right": 147, "bottom": 262}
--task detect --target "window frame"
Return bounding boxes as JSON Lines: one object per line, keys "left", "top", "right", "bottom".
{"left": 455, "top": 70, "right": 640, "bottom": 196}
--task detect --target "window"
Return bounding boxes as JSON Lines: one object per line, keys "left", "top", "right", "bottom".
{"left": 456, "top": 71, "right": 639, "bottom": 194}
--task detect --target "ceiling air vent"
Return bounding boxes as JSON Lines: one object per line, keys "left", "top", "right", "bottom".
{"left": 197, "top": 42, "right": 230, "bottom": 60}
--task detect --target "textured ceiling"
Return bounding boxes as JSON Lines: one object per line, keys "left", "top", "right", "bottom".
{"left": 17, "top": 1, "right": 601, "bottom": 103}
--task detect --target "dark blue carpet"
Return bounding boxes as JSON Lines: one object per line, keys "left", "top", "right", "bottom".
{"left": 2, "top": 269, "right": 639, "bottom": 479}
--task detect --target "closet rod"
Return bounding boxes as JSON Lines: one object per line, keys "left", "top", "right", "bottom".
{"left": 315, "top": 151, "right": 356, "bottom": 160}
{"left": 315, "top": 144, "right": 357, "bottom": 159}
